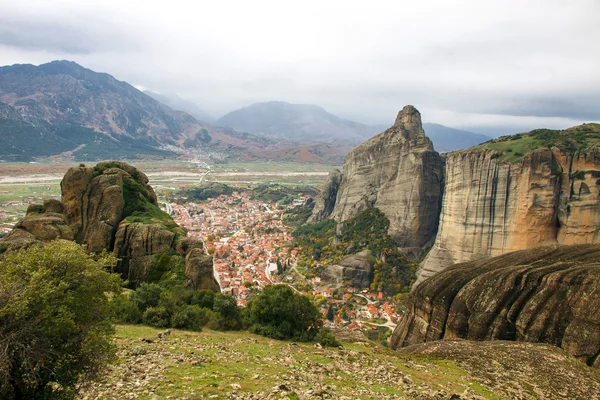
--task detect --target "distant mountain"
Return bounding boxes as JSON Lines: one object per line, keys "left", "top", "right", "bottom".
{"left": 0, "top": 60, "right": 269, "bottom": 161}
{"left": 216, "top": 101, "right": 378, "bottom": 144}
{"left": 144, "top": 91, "right": 215, "bottom": 123}
{"left": 422, "top": 123, "right": 491, "bottom": 153}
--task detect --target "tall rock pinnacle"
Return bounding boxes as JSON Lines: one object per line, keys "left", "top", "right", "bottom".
{"left": 393, "top": 105, "right": 426, "bottom": 139}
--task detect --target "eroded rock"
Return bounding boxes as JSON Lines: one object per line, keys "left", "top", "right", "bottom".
{"left": 392, "top": 244, "right": 600, "bottom": 368}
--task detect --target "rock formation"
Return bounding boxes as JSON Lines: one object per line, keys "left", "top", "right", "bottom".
{"left": 418, "top": 125, "right": 600, "bottom": 285}
{"left": 329, "top": 106, "right": 444, "bottom": 252}
{"left": 307, "top": 170, "right": 342, "bottom": 223}
{"left": 320, "top": 249, "right": 374, "bottom": 289}
{"left": 391, "top": 244, "right": 600, "bottom": 368}
{"left": 0, "top": 161, "right": 219, "bottom": 291}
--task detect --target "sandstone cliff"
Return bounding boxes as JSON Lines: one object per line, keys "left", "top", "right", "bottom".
{"left": 418, "top": 123, "right": 600, "bottom": 285}
{"left": 391, "top": 244, "right": 600, "bottom": 368}
{"left": 0, "top": 161, "right": 219, "bottom": 291}
{"left": 330, "top": 106, "right": 444, "bottom": 251}
{"left": 307, "top": 170, "right": 342, "bottom": 223}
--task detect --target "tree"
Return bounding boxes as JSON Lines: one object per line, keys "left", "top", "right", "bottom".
{"left": 327, "top": 305, "right": 335, "bottom": 322}
{"left": 0, "top": 241, "right": 121, "bottom": 399}
{"left": 243, "top": 285, "right": 322, "bottom": 341}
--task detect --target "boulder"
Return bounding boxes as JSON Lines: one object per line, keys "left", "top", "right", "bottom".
{"left": 391, "top": 244, "right": 600, "bottom": 367}
{"left": 185, "top": 248, "right": 220, "bottom": 291}
{"left": 321, "top": 249, "right": 374, "bottom": 289}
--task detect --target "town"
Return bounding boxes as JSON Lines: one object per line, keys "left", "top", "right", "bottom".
{"left": 165, "top": 186, "right": 399, "bottom": 342}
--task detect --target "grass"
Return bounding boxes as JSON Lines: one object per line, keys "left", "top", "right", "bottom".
{"left": 475, "top": 123, "right": 600, "bottom": 162}
{"left": 87, "top": 325, "right": 505, "bottom": 400}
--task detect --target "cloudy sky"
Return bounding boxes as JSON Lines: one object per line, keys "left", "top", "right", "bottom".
{"left": 1, "top": 0, "right": 599, "bottom": 135}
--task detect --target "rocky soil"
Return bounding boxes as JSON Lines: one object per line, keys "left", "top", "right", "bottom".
{"left": 78, "top": 325, "right": 600, "bottom": 400}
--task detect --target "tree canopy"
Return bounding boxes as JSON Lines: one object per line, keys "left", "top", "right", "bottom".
{"left": 243, "top": 285, "right": 322, "bottom": 341}
{"left": 0, "top": 241, "right": 121, "bottom": 399}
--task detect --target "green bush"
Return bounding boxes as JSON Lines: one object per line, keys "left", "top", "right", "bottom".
{"left": 111, "top": 293, "right": 142, "bottom": 324}
{"left": 209, "top": 293, "right": 243, "bottom": 331}
{"left": 0, "top": 241, "right": 121, "bottom": 399}
{"left": 171, "top": 305, "right": 213, "bottom": 331}
{"left": 142, "top": 306, "right": 171, "bottom": 328}
{"left": 131, "top": 283, "right": 164, "bottom": 312}
{"left": 185, "top": 289, "right": 215, "bottom": 309}
{"left": 243, "top": 285, "right": 322, "bottom": 341}
{"left": 315, "top": 328, "right": 341, "bottom": 347}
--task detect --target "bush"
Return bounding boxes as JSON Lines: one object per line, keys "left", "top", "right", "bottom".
{"left": 111, "top": 293, "right": 142, "bottom": 324}
{"left": 171, "top": 305, "right": 213, "bottom": 331}
{"left": 315, "top": 328, "right": 341, "bottom": 347}
{"left": 243, "top": 285, "right": 322, "bottom": 341}
{"left": 209, "top": 293, "right": 243, "bottom": 331}
{"left": 142, "top": 306, "right": 171, "bottom": 328}
{"left": 0, "top": 241, "right": 121, "bottom": 399}
{"left": 131, "top": 283, "right": 164, "bottom": 312}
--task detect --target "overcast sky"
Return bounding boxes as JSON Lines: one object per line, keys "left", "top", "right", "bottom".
{"left": 0, "top": 0, "right": 599, "bottom": 135}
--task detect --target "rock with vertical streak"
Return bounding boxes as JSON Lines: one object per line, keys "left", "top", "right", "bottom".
{"left": 308, "top": 170, "right": 342, "bottom": 223}
{"left": 418, "top": 123, "right": 600, "bottom": 285}
{"left": 330, "top": 105, "right": 444, "bottom": 251}
{"left": 113, "top": 222, "right": 176, "bottom": 285}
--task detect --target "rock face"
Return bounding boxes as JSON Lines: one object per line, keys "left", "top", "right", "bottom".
{"left": 307, "top": 170, "right": 342, "bottom": 223}
{"left": 330, "top": 106, "right": 444, "bottom": 251}
{"left": 321, "top": 249, "right": 374, "bottom": 289}
{"left": 418, "top": 142, "right": 600, "bottom": 285}
{"left": 0, "top": 200, "right": 74, "bottom": 252}
{"left": 391, "top": 244, "right": 600, "bottom": 368}
{"left": 0, "top": 161, "right": 218, "bottom": 291}
{"left": 185, "top": 248, "right": 220, "bottom": 291}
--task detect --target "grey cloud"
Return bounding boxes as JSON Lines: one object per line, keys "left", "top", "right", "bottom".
{"left": 0, "top": 0, "right": 598, "bottom": 132}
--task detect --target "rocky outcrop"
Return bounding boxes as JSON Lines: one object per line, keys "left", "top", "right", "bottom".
{"left": 0, "top": 161, "right": 218, "bottom": 291}
{"left": 330, "top": 106, "right": 444, "bottom": 251}
{"left": 391, "top": 244, "right": 600, "bottom": 368}
{"left": 308, "top": 170, "right": 342, "bottom": 223}
{"left": 321, "top": 249, "right": 374, "bottom": 289}
{"left": 185, "top": 248, "right": 220, "bottom": 291}
{"left": 113, "top": 222, "right": 176, "bottom": 285}
{"left": 0, "top": 200, "right": 74, "bottom": 253}
{"left": 418, "top": 142, "right": 600, "bottom": 285}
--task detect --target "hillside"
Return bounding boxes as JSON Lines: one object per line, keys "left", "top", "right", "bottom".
{"left": 144, "top": 90, "right": 215, "bottom": 123}
{"left": 216, "top": 101, "right": 378, "bottom": 144}
{"left": 77, "top": 325, "right": 600, "bottom": 399}
{"left": 0, "top": 61, "right": 269, "bottom": 161}
{"left": 474, "top": 122, "right": 600, "bottom": 161}
{"left": 422, "top": 123, "right": 490, "bottom": 153}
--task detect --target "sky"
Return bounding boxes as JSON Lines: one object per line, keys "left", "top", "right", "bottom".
{"left": 0, "top": 0, "right": 599, "bottom": 135}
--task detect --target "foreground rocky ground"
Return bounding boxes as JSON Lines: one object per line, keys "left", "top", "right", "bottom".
{"left": 77, "top": 325, "right": 600, "bottom": 400}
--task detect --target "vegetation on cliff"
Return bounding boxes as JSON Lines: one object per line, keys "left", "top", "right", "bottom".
{"left": 292, "top": 208, "right": 414, "bottom": 295}
{"left": 476, "top": 123, "right": 600, "bottom": 162}
{"left": 0, "top": 241, "right": 121, "bottom": 399}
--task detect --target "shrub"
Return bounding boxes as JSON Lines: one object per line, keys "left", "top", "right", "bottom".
{"left": 171, "top": 305, "right": 213, "bottom": 331}
{"left": 209, "top": 293, "right": 243, "bottom": 331}
{"left": 185, "top": 289, "right": 215, "bottom": 309}
{"left": 244, "top": 285, "right": 322, "bottom": 341}
{"left": 0, "top": 241, "right": 121, "bottom": 399}
{"left": 111, "top": 293, "right": 142, "bottom": 324}
{"left": 315, "top": 328, "right": 341, "bottom": 348}
{"left": 131, "top": 283, "right": 164, "bottom": 312}
{"left": 142, "top": 306, "right": 171, "bottom": 328}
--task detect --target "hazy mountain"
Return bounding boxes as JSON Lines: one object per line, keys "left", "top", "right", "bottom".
{"left": 144, "top": 90, "right": 215, "bottom": 123}
{"left": 422, "top": 123, "right": 491, "bottom": 153}
{"left": 216, "top": 101, "right": 378, "bottom": 144}
{"left": 0, "top": 60, "right": 268, "bottom": 161}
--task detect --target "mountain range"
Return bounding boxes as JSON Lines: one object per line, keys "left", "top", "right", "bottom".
{"left": 0, "top": 60, "right": 490, "bottom": 162}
